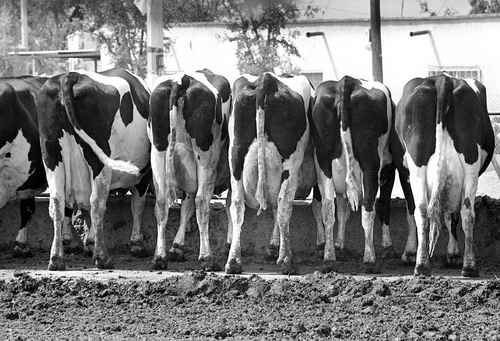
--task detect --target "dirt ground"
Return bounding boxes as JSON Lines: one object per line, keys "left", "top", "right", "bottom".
{"left": 1, "top": 250, "right": 500, "bottom": 340}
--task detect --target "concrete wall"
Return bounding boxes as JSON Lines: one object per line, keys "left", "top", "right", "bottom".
{"left": 168, "top": 15, "right": 500, "bottom": 111}
{"left": 1, "top": 196, "right": 499, "bottom": 262}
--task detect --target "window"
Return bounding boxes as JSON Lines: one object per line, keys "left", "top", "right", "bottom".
{"left": 301, "top": 71, "right": 323, "bottom": 88}
{"left": 428, "top": 65, "right": 481, "bottom": 81}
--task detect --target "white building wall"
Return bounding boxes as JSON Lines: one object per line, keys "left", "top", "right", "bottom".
{"left": 169, "top": 15, "right": 500, "bottom": 112}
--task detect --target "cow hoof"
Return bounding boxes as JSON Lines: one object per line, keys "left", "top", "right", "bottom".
{"left": 265, "top": 244, "right": 279, "bottom": 261}
{"left": 335, "top": 247, "right": 359, "bottom": 261}
{"left": 48, "top": 256, "right": 66, "bottom": 271}
{"left": 362, "top": 261, "right": 381, "bottom": 274}
{"left": 445, "top": 254, "right": 462, "bottom": 269}
{"left": 200, "top": 255, "right": 221, "bottom": 271}
{"left": 168, "top": 245, "right": 186, "bottom": 262}
{"left": 13, "top": 242, "right": 32, "bottom": 258}
{"left": 152, "top": 256, "right": 168, "bottom": 270}
{"left": 414, "top": 263, "right": 431, "bottom": 277}
{"left": 316, "top": 243, "right": 325, "bottom": 259}
{"left": 401, "top": 251, "right": 416, "bottom": 265}
{"left": 381, "top": 246, "right": 398, "bottom": 259}
{"left": 225, "top": 258, "right": 242, "bottom": 274}
{"left": 320, "top": 260, "right": 337, "bottom": 274}
{"left": 278, "top": 257, "right": 297, "bottom": 275}
{"left": 129, "top": 240, "right": 149, "bottom": 258}
{"left": 94, "top": 255, "right": 114, "bottom": 269}
{"left": 462, "top": 266, "right": 479, "bottom": 278}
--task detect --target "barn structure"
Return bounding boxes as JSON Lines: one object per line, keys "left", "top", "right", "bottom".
{"left": 166, "top": 13, "right": 500, "bottom": 112}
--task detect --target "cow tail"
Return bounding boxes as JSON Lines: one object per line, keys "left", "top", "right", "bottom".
{"left": 338, "top": 77, "right": 360, "bottom": 211}
{"left": 164, "top": 87, "right": 179, "bottom": 208}
{"left": 427, "top": 75, "right": 453, "bottom": 225}
{"left": 60, "top": 73, "right": 140, "bottom": 175}
{"left": 255, "top": 74, "right": 275, "bottom": 215}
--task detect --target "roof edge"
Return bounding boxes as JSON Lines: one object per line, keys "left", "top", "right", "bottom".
{"left": 171, "top": 13, "right": 500, "bottom": 28}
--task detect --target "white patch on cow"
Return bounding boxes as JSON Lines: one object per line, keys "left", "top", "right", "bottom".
{"left": 241, "top": 74, "right": 258, "bottom": 83}
{"left": 0, "top": 129, "right": 33, "bottom": 207}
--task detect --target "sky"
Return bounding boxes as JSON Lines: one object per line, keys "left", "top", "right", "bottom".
{"left": 297, "top": 0, "right": 472, "bottom": 19}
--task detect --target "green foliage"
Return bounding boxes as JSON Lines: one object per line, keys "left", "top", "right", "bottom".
{"left": 223, "top": 0, "right": 301, "bottom": 75}
{"left": 469, "top": 0, "right": 500, "bottom": 13}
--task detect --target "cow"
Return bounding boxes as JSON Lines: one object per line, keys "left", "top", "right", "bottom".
{"left": 308, "top": 76, "right": 417, "bottom": 273}
{"left": 148, "top": 69, "right": 231, "bottom": 271}
{"left": 225, "top": 72, "right": 313, "bottom": 275}
{"left": 0, "top": 76, "right": 82, "bottom": 256}
{"left": 396, "top": 74, "right": 494, "bottom": 277}
{"left": 37, "top": 68, "right": 151, "bottom": 270}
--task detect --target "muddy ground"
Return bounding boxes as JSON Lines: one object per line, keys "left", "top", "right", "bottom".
{"left": 1, "top": 250, "right": 500, "bottom": 340}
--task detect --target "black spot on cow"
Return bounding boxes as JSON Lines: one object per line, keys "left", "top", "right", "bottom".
{"left": 101, "top": 68, "right": 149, "bottom": 119}
{"left": 281, "top": 170, "right": 289, "bottom": 184}
{"left": 150, "top": 81, "right": 172, "bottom": 151}
{"left": 182, "top": 78, "right": 216, "bottom": 151}
{"left": 120, "top": 92, "right": 133, "bottom": 126}
{"left": 197, "top": 68, "right": 231, "bottom": 103}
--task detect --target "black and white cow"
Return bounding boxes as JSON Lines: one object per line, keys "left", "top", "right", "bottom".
{"left": 37, "top": 68, "right": 151, "bottom": 270}
{"left": 0, "top": 76, "right": 82, "bottom": 256}
{"left": 148, "top": 69, "right": 231, "bottom": 270}
{"left": 309, "top": 76, "right": 417, "bottom": 272}
{"left": 225, "top": 73, "right": 313, "bottom": 275}
{"left": 396, "top": 74, "right": 494, "bottom": 277}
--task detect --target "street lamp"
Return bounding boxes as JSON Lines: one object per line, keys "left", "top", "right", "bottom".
{"left": 306, "top": 31, "right": 338, "bottom": 80}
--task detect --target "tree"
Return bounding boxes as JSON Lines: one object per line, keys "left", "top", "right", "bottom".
{"left": 469, "top": 0, "right": 500, "bottom": 13}
{"left": 223, "top": 0, "right": 301, "bottom": 75}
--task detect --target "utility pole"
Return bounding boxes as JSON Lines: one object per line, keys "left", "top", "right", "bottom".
{"left": 146, "top": 0, "right": 164, "bottom": 85}
{"left": 20, "top": 0, "right": 28, "bottom": 49}
{"left": 370, "top": 0, "right": 383, "bottom": 82}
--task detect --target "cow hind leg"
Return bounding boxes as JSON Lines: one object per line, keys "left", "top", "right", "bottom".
{"left": 361, "top": 171, "right": 380, "bottom": 273}
{"left": 265, "top": 208, "right": 280, "bottom": 261}
{"left": 312, "top": 187, "right": 325, "bottom": 258}
{"left": 129, "top": 186, "right": 148, "bottom": 257}
{"left": 62, "top": 207, "right": 82, "bottom": 254}
{"left": 90, "top": 169, "right": 113, "bottom": 269}
{"left": 13, "top": 198, "right": 35, "bottom": 257}
{"left": 334, "top": 195, "right": 355, "bottom": 260}
{"left": 276, "top": 175, "right": 299, "bottom": 275}
{"left": 376, "top": 163, "right": 398, "bottom": 259}
{"left": 224, "top": 190, "right": 233, "bottom": 255}
{"left": 169, "top": 193, "right": 195, "bottom": 262}
{"left": 225, "top": 180, "right": 245, "bottom": 274}
{"left": 399, "top": 167, "right": 417, "bottom": 265}
{"left": 444, "top": 212, "right": 461, "bottom": 268}
{"left": 461, "top": 179, "right": 479, "bottom": 277}
{"left": 195, "top": 167, "right": 220, "bottom": 271}
{"left": 47, "top": 167, "right": 67, "bottom": 271}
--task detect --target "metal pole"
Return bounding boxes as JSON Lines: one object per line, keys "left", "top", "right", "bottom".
{"left": 146, "top": 0, "right": 164, "bottom": 83}
{"left": 305, "top": 32, "right": 338, "bottom": 80}
{"left": 20, "top": 0, "right": 28, "bottom": 49}
{"left": 370, "top": 0, "right": 383, "bottom": 82}
{"left": 409, "top": 30, "right": 442, "bottom": 69}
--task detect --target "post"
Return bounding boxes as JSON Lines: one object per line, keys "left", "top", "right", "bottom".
{"left": 20, "top": 0, "right": 28, "bottom": 49}
{"left": 370, "top": 0, "right": 383, "bottom": 82}
{"left": 146, "top": 0, "right": 164, "bottom": 84}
